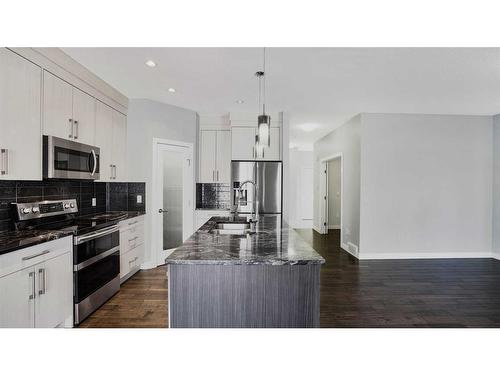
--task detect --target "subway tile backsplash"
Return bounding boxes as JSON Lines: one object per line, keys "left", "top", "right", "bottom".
{"left": 196, "top": 183, "right": 231, "bottom": 210}
{"left": 0, "top": 179, "right": 146, "bottom": 233}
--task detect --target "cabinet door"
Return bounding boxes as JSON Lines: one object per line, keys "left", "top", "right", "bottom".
{"left": 35, "top": 251, "right": 73, "bottom": 328}
{"left": 72, "top": 87, "right": 96, "bottom": 145}
{"left": 260, "top": 127, "right": 281, "bottom": 160}
{"left": 0, "top": 267, "right": 35, "bottom": 328}
{"left": 43, "top": 71, "right": 74, "bottom": 140}
{"left": 216, "top": 130, "right": 231, "bottom": 183}
{"left": 199, "top": 130, "right": 217, "bottom": 182}
{"left": 112, "top": 110, "right": 128, "bottom": 181}
{"left": 95, "top": 101, "right": 114, "bottom": 181}
{"left": 231, "top": 127, "right": 256, "bottom": 160}
{"left": 0, "top": 49, "right": 42, "bottom": 180}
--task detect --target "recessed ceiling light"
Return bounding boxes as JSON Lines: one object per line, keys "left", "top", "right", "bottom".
{"left": 145, "top": 60, "right": 156, "bottom": 67}
{"left": 168, "top": 88, "right": 176, "bottom": 93}
{"left": 297, "top": 123, "right": 321, "bottom": 132}
{"left": 235, "top": 99, "right": 244, "bottom": 104}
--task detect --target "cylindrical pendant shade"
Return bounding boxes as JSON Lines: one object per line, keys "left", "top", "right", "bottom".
{"left": 257, "top": 114, "right": 271, "bottom": 147}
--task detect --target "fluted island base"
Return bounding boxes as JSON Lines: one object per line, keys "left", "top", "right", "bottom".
{"left": 168, "top": 263, "right": 320, "bottom": 328}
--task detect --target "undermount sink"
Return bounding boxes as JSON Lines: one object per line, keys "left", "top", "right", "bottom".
{"left": 210, "top": 222, "right": 253, "bottom": 235}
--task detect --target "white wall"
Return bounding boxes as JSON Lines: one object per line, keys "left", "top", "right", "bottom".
{"left": 493, "top": 115, "right": 500, "bottom": 258}
{"left": 127, "top": 99, "right": 198, "bottom": 268}
{"left": 288, "top": 148, "right": 314, "bottom": 228}
{"left": 314, "top": 115, "right": 361, "bottom": 248}
{"left": 360, "top": 113, "right": 493, "bottom": 259}
{"left": 327, "top": 158, "right": 341, "bottom": 228}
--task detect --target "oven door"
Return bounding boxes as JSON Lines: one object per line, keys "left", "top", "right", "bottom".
{"left": 74, "top": 227, "right": 120, "bottom": 303}
{"left": 43, "top": 135, "right": 100, "bottom": 179}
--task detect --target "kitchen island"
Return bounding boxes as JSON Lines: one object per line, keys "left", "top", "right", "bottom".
{"left": 165, "top": 215, "right": 325, "bottom": 328}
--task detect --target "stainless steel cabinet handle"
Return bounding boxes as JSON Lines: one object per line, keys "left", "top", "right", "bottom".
{"left": 213, "top": 170, "right": 215, "bottom": 181}
{"left": 128, "top": 221, "right": 139, "bottom": 226}
{"left": 74, "top": 120, "right": 79, "bottom": 139}
{"left": 217, "top": 170, "right": 219, "bottom": 181}
{"left": 1, "top": 149, "right": 7, "bottom": 175}
{"left": 22, "top": 250, "right": 50, "bottom": 261}
{"left": 114, "top": 165, "right": 117, "bottom": 179}
{"left": 38, "top": 268, "right": 46, "bottom": 295}
{"left": 128, "top": 236, "right": 139, "bottom": 242}
{"left": 252, "top": 146, "right": 255, "bottom": 159}
{"left": 68, "top": 119, "right": 73, "bottom": 138}
{"left": 29, "top": 272, "right": 35, "bottom": 300}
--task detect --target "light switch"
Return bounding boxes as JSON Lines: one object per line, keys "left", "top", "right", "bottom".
{"left": 92, "top": 198, "right": 97, "bottom": 207}
{"left": 137, "top": 195, "right": 142, "bottom": 204}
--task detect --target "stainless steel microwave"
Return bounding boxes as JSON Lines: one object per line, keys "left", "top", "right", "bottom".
{"left": 43, "top": 136, "right": 100, "bottom": 180}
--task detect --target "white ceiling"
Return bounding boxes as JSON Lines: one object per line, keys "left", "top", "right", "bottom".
{"left": 62, "top": 47, "right": 500, "bottom": 148}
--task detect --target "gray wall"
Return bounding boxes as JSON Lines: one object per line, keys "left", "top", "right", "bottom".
{"left": 360, "top": 113, "right": 493, "bottom": 258}
{"left": 493, "top": 115, "right": 500, "bottom": 257}
{"left": 327, "top": 158, "right": 341, "bottom": 228}
{"left": 127, "top": 99, "right": 198, "bottom": 267}
{"left": 313, "top": 115, "right": 361, "bottom": 248}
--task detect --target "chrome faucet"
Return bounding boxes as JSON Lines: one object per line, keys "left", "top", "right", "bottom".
{"left": 237, "top": 180, "right": 259, "bottom": 230}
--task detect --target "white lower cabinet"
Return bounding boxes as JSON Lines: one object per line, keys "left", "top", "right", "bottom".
{"left": 0, "top": 236, "right": 73, "bottom": 328}
{"left": 119, "top": 216, "right": 145, "bottom": 282}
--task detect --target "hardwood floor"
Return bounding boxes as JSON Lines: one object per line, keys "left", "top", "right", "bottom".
{"left": 78, "top": 266, "right": 168, "bottom": 328}
{"left": 80, "top": 229, "right": 500, "bottom": 328}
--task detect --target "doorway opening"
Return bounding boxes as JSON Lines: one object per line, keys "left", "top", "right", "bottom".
{"left": 152, "top": 138, "right": 194, "bottom": 266}
{"left": 319, "top": 153, "right": 343, "bottom": 249}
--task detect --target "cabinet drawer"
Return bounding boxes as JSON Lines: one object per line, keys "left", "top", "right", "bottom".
{"left": 120, "top": 243, "right": 143, "bottom": 279}
{"left": 0, "top": 236, "right": 73, "bottom": 278}
{"left": 120, "top": 223, "right": 145, "bottom": 253}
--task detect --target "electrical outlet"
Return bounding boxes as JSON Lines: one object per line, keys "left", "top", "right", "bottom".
{"left": 92, "top": 198, "right": 96, "bottom": 207}
{"left": 137, "top": 195, "right": 142, "bottom": 204}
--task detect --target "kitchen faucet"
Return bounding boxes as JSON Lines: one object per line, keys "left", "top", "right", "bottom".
{"left": 236, "top": 180, "right": 259, "bottom": 230}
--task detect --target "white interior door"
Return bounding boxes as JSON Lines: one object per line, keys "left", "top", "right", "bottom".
{"left": 155, "top": 141, "right": 194, "bottom": 265}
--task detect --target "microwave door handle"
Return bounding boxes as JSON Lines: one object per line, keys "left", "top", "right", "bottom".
{"left": 90, "top": 150, "right": 97, "bottom": 176}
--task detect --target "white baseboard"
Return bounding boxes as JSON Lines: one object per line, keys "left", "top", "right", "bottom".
{"left": 328, "top": 224, "right": 340, "bottom": 229}
{"left": 358, "top": 251, "right": 493, "bottom": 260}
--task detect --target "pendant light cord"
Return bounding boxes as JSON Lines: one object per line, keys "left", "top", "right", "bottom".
{"left": 263, "top": 47, "right": 266, "bottom": 115}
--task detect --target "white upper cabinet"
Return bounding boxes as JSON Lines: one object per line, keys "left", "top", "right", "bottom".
{"left": 199, "top": 129, "right": 231, "bottom": 183}
{"left": 216, "top": 130, "right": 231, "bottom": 182}
{"left": 231, "top": 127, "right": 257, "bottom": 160}
{"left": 199, "top": 130, "right": 217, "bottom": 183}
{"left": 43, "top": 71, "right": 74, "bottom": 140}
{"left": 95, "top": 101, "right": 128, "bottom": 182}
{"left": 72, "top": 87, "right": 96, "bottom": 145}
{"left": 43, "top": 71, "right": 96, "bottom": 145}
{"left": 95, "top": 101, "right": 114, "bottom": 181}
{"left": 112, "top": 110, "right": 128, "bottom": 182}
{"left": 0, "top": 49, "right": 42, "bottom": 180}
{"left": 231, "top": 126, "right": 281, "bottom": 161}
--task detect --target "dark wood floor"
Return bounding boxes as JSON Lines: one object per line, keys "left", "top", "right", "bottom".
{"left": 80, "top": 229, "right": 500, "bottom": 328}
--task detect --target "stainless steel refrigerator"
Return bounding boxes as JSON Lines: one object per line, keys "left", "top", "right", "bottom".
{"left": 231, "top": 161, "right": 282, "bottom": 215}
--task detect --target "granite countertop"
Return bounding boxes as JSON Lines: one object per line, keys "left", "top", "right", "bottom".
{"left": 0, "top": 230, "right": 73, "bottom": 256}
{"left": 166, "top": 215, "right": 325, "bottom": 266}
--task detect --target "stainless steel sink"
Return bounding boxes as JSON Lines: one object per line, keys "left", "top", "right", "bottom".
{"left": 210, "top": 222, "right": 253, "bottom": 235}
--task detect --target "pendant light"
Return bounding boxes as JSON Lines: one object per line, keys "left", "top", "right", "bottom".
{"left": 256, "top": 47, "right": 271, "bottom": 148}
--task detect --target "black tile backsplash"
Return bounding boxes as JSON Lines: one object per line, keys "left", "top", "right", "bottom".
{"left": 196, "top": 183, "right": 231, "bottom": 209}
{"left": 0, "top": 179, "right": 146, "bottom": 233}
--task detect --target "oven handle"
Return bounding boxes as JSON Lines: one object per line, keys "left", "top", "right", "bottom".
{"left": 74, "top": 247, "right": 120, "bottom": 271}
{"left": 90, "top": 149, "right": 97, "bottom": 176}
{"left": 75, "top": 225, "right": 119, "bottom": 245}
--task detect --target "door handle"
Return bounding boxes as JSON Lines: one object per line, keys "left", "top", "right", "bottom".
{"left": 0, "top": 149, "right": 8, "bottom": 175}
{"left": 38, "top": 268, "right": 46, "bottom": 295}
{"left": 158, "top": 209, "right": 168, "bottom": 214}
{"left": 74, "top": 120, "right": 79, "bottom": 139}
{"left": 68, "top": 118, "right": 73, "bottom": 138}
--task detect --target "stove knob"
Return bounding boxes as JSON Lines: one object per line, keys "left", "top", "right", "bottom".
{"left": 64, "top": 203, "right": 70, "bottom": 209}
{"left": 32, "top": 207, "right": 40, "bottom": 213}
{"left": 70, "top": 203, "right": 75, "bottom": 208}
{"left": 22, "top": 208, "right": 31, "bottom": 214}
